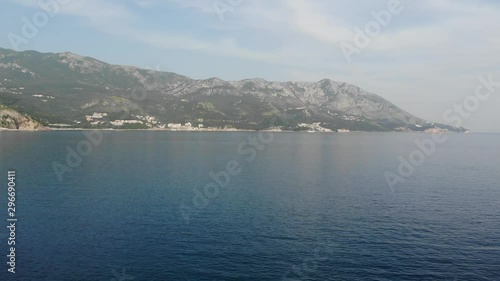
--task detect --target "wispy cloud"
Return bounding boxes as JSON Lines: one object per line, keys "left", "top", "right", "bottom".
{"left": 9, "top": 0, "right": 500, "bottom": 69}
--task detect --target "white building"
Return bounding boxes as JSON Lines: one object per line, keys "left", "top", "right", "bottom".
{"left": 111, "top": 120, "right": 144, "bottom": 126}
{"left": 168, "top": 123, "right": 182, "bottom": 129}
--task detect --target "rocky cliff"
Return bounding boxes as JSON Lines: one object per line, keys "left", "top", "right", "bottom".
{"left": 0, "top": 104, "right": 48, "bottom": 130}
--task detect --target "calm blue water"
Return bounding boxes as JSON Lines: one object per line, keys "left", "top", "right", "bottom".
{"left": 0, "top": 132, "right": 499, "bottom": 280}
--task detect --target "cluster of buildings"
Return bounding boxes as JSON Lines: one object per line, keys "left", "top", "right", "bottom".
{"left": 32, "top": 94, "right": 55, "bottom": 102}
{"left": 85, "top": 113, "right": 163, "bottom": 127}
{"left": 110, "top": 120, "right": 144, "bottom": 126}
{"left": 85, "top": 112, "right": 108, "bottom": 122}
{"left": 167, "top": 122, "right": 204, "bottom": 130}
{"left": 85, "top": 112, "right": 108, "bottom": 125}
{"left": 81, "top": 112, "right": 210, "bottom": 130}
{"left": 0, "top": 83, "right": 25, "bottom": 95}
{"left": 133, "top": 115, "right": 160, "bottom": 126}
{"left": 33, "top": 94, "right": 55, "bottom": 99}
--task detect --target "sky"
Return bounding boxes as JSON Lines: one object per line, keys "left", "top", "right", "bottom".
{"left": 1, "top": 0, "right": 499, "bottom": 132}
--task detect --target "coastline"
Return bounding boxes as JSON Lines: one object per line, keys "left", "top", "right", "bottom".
{"left": 0, "top": 127, "right": 470, "bottom": 134}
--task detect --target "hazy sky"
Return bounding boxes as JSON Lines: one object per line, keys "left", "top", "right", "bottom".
{"left": 1, "top": 0, "right": 499, "bottom": 132}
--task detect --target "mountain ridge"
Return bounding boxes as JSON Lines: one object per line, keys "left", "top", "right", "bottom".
{"left": 0, "top": 48, "right": 467, "bottom": 132}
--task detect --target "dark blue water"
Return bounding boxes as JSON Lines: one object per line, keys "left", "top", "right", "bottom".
{"left": 0, "top": 131, "right": 499, "bottom": 280}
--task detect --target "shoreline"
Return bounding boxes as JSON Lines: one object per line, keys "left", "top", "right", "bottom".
{"left": 0, "top": 128, "right": 329, "bottom": 133}
{"left": 0, "top": 128, "right": 471, "bottom": 134}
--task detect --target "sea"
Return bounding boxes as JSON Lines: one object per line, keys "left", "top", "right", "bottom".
{"left": 0, "top": 131, "right": 498, "bottom": 280}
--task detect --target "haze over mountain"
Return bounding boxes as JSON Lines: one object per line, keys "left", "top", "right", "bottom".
{"left": 0, "top": 48, "right": 466, "bottom": 132}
